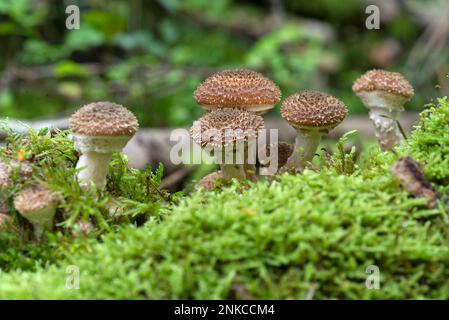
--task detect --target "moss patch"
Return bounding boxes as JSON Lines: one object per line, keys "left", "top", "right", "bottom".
{"left": 0, "top": 98, "right": 449, "bottom": 299}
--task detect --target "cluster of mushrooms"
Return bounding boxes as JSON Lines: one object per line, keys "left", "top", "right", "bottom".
{"left": 0, "top": 67, "right": 414, "bottom": 239}
{"left": 194, "top": 68, "right": 414, "bottom": 190}
{"left": 0, "top": 102, "right": 138, "bottom": 240}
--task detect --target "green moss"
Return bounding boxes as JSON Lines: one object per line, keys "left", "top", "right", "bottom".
{"left": 0, "top": 126, "right": 170, "bottom": 272}
{"left": 0, "top": 98, "right": 449, "bottom": 299}
{"left": 399, "top": 97, "right": 449, "bottom": 184}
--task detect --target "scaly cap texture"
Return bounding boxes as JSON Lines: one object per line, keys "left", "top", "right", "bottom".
{"left": 69, "top": 101, "right": 138, "bottom": 136}
{"left": 194, "top": 69, "right": 281, "bottom": 109}
{"left": 14, "top": 186, "right": 56, "bottom": 214}
{"left": 281, "top": 91, "right": 348, "bottom": 128}
{"left": 352, "top": 69, "right": 414, "bottom": 98}
{"left": 190, "top": 108, "right": 264, "bottom": 149}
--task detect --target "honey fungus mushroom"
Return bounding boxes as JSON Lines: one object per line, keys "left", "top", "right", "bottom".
{"left": 190, "top": 108, "right": 264, "bottom": 181}
{"left": 14, "top": 186, "right": 57, "bottom": 239}
{"left": 352, "top": 69, "right": 414, "bottom": 151}
{"left": 194, "top": 69, "right": 280, "bottom": 181}
{"left": 280, "top": 91, "right": 347, "bottom": 172}
{"left": 69, "top": 101, "right": 138, "bottom": 190}
{"left": 194, "top": 69, "right": 281, "bottom": 114}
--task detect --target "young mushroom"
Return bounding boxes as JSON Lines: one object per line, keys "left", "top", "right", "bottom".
{"left": 69, "top": 101, "right": 138, "bottom": 190}
{"left": 352, "top": 69, "right": 414, "bottom": 151}
{"left": 14, "top": 186, "right": 57, "bottom": 239}
{"left": 194, "top": 69, "right": 281, "bottom": 181}
{"left": 280, "top": 91, "right": 348, "bottom": 173}
{"left": 190, "top": 108, "right": 264, "bottom": 182}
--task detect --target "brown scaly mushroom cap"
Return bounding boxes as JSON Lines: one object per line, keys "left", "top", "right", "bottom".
{"left": 194, "top": 69, "right": 281, "bottom": 112}
{"left": 352, "top": 69, "right": 414, "bottom": 99}
{"left": 280, "top": 91, "right": 348, "bottom": 130}
{"left": 69, "top": 101, "right": 138, "bottom": 137}
{"left": 190, "top": 108, "right": 264, "bottom": 149}
{"left": 14, "top": 186, "right": 56, "bottom": 215}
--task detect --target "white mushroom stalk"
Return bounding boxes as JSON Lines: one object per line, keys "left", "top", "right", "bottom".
{"left": 353, "top": 70, "right": 414, "bottom": 151}
{"left": 280, "top": 91, "right": 348, "bottom": 173}
{"left": 285, "top": 127, "right": 328, "bottom": 171}
{"left": 14, "top": 186, "right": 57, "bottom": 239}
{"left": 69, "top": 101, "right": 138, "bottom": 190}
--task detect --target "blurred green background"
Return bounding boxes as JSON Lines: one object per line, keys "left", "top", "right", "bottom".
{"left": 0, "top": 0, "right": 448, "bottom": 128}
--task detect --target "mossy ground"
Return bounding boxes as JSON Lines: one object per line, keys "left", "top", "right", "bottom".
{"left": 0, "top": 98, "right": 449, "bottom": 299}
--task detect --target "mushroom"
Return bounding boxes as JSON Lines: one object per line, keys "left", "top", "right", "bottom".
{"left": 352, "top": 69, "right": 414, "bottom": 151}
{"left": 280, "top": 91, "right": 348, "bottom": 173}
{"left": 69, "top": 101, "right": 138, "bottom": 190}
{"left": 194, "top": 69, "right": 281, "bottom": 181}
{"left": 14, "top": 186, "right": 57, "bottom": 239}
{"left": 194, "top": 69, "right": 281, "bottom": 114}
{"left": 190, "top": 108, "right": 264, "bottom": 181}
{"left": 195, "top": 171, "right": 223, "bottom": 191}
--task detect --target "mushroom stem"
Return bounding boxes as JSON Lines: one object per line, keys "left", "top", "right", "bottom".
{"left": 283, "top": 129, "right": 321, "bottom": 172}
{"left": 76, "top": 152, "right": 112, "bottom": 190}
{"left": 217, "top": 147, "right": 246, "bottom": 181}
{"left": 243, "top": 143, "right": 258, "bottom": 182}
{"left": 220, "top": 164, "right": 246, "bottom": 181}
{"left": 29, "top": 206, "right": 56, "bottom": 239}
{"left": 354, "top": 82, "right": 411, "bottom": 151}
{"left": 368, "top": 109, "right": 403, "bottom": 151}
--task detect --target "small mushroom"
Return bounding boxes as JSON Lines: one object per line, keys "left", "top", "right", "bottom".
{"left": 195, "top": 171, "right": 223, "bottom": 191}
{"left": 194, "top": 69, "right": 281, "bottom": 181}
{"left": 190, "top": 108, "right": 264, "bottom": 181}
{"left": 69, "top": 101, "right": 138, "bottom": 190}
{"left": 352, "top": 69, "right": 414, "bottom": 151}
{"left": 14, "top": 186, "right": 57, "bottom": 239}
{"left": 280, "top": 91, "right": 348, "bottom": 173}
{"left": 194, "top": 69, "right": 281, "bottom": 114}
